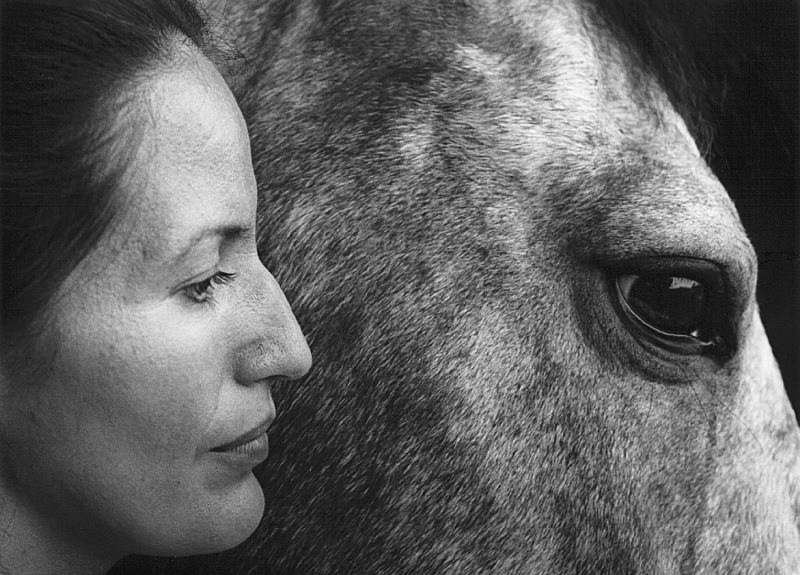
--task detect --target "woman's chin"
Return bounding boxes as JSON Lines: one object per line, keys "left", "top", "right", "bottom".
{"left": 140, "top": 472, "right": 266, "bottom": 558}
{"left": 198, "top": 472, "right": 266, "bottom": 554}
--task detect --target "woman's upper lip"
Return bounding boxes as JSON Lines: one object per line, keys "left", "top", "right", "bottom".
{"left": 211, "top": 416, "right": 274, "bottom": 452}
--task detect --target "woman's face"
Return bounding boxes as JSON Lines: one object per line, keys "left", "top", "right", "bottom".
{"left": 0, "top": 48, "right": 311, "bottom": 558}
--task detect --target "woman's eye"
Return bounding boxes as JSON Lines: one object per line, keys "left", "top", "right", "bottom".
{"left": 183, "top": 271, "right": 237, "bottom": 304}
{"left": 614, "top": 272, "right": 717, "bottom": 355}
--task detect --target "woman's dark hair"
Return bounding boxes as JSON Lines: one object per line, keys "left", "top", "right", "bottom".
{"left": 0, "top": 0, "right": 213, "bottom": 355}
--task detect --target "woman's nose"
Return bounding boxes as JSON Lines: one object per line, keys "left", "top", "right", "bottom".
{"left": 234, "top": 265, "right": 312, "bottom": 385}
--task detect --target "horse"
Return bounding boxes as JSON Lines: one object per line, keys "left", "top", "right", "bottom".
{"left": 113, "top": 0, "right": 800, "bottom": 572}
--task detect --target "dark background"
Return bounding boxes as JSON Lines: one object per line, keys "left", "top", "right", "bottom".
{"left": 703, "top": 0, "right": 798, "bottom": 416}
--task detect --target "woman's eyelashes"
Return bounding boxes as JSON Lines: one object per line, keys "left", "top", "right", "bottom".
{"left": 182, "top": 270, "right": 238, "bottom": 305}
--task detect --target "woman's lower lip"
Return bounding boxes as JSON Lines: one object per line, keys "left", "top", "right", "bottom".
{"left": 211, "top": 432, "right": 269, "bottom": 465}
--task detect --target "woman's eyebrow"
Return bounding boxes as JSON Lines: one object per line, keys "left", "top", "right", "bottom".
{"left": 168, "top": 224, "right": 252, "bottom": 263}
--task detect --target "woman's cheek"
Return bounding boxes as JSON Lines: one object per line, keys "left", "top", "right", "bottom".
{"left": 58, "top": 298, "right": 227, "bottom": 462}
{"left": 115, "top": 310, "right": 229, "bottom": 453}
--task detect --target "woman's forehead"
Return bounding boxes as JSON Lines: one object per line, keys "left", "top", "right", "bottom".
{"left": 137, "top": 47, "right": 248, "bottom": 157}
{"left": 90, "top": 52, "right": 256, "bottom": 272}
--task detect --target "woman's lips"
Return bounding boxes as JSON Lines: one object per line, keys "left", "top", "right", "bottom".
{"left": 211, "top": 419, "right": 272, "bottom": 461}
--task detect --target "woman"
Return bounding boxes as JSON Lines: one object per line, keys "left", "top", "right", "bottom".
{"left": 0, "top": 1, "right": 312, "bottom": 573}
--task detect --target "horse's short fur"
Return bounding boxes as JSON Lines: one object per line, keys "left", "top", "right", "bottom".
{"left": 115, "top": 1, "right": 800, "bottom": 573}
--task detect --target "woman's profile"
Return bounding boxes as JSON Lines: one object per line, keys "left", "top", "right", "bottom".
{"left": 0, "top": 1, "right": 312, "bottom": 573}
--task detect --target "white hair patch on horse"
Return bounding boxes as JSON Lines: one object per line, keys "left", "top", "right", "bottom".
{"left": 396, "top": 117, "right": 434, "bottom": 172}
{"left": 454, "top": 44, "right": 507, "bottom": 79}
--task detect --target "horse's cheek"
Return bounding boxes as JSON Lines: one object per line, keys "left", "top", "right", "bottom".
{"left": 697, "top": 311, "right": 800, "bottom": 572}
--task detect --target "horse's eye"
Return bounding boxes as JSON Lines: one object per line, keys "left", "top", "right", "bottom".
{"left": 614, "top": 272, "right": 716, "bottom": 355}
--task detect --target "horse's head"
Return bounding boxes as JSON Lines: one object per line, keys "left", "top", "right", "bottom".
{"left": 120, "top": 0, "right": 799, "bottom": 572}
